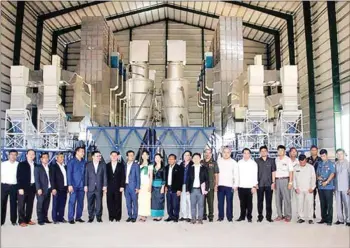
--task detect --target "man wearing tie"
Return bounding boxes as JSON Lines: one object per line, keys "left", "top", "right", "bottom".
{"left": 124, "top": 150, "right": 140, "bottom": 223}
{"left": 84, "top": 151, "right": 107, "bottom": 223}
{"left": 1, "top": 149, "right": 19, "bottom": 226}
{"left": 67, "top": 147, "right": 86, "bottom": 224}
{"left": 34, "top": 153, "right": 53, "bottom": 225}
{"left": 17, "top": 149, "right": 37, "bottom": 227}
{"left": 106, "top": 151, "right": 125, "bottom": 222}
{"left": 50, "top": 153, "right": 68, "bottom": 224}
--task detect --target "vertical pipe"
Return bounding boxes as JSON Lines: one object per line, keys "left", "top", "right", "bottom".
{"left": 34, "top": 18, "right": 44, "bottom": 70}
{"left": 303, "top": 1, "right": 317, "bottom": 142}
{"left": 287, "top": 18, "right": 296, "bottom": 65}
{"left": 13, "top": 1, "right": 25, "bottom": 65}
{"left": 61, "top": 45, "right": 68, "bottom": 109}
{"left": 327, "top": 1, "right": 342, "bottom": 150}
{"left": 51, "top": 31, "right": 58, "bottom": 56}
{"left": 165, "top": 19, "right": 169, "bottom": 78}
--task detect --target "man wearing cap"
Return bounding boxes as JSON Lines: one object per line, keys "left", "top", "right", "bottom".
{"left": 317, "top": 149, "right": 335, "bottom": 226}
{"left": 334, "top": 148, "right": 350, "bottom": 226}
{"left": 293, "top": 155, "right": 316, "bottom": 224}
{"left": 306, "top": 145, "right": 322, "bottom": 218}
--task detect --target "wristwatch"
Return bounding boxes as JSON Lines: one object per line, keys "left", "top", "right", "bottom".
{"left": 288, "top": 182, "right": 293, "bottom": 185}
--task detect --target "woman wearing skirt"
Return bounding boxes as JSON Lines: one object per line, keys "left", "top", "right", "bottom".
{"left": 151, "top": 153, "right": 166, "bottom": 221}
{"left": 138, "top": 150, "right": 153, "bottom": 222}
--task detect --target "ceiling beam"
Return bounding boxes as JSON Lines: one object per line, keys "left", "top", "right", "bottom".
{"left": 40, "top": 1, "right": 107, "bottom": 20}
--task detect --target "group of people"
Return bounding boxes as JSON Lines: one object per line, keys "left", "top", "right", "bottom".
{"left": 1, "top": 145, "right": 349, "bottom": 227}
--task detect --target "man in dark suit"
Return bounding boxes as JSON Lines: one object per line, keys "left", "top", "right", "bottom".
{"left": 84, "top": 151, "right": 107, "bottom": 223}
{"left": 50, "top": 152, "right": 68, "bottom": 224}
{"left": 124, "top": 150, "right": 140, "bottom": 223}
{"left": 17, "top": 149, "right": 37, "bottom": 227}
{"left": 106, "top": 151, "right": 125, "bottom": 222}
{"left": 34, "top": 153, "right": 53, "bottom": 225}
{"left": 164, "top": 154, "right": 184, "bottom": 222}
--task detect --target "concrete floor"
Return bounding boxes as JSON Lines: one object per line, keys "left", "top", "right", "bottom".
{"left": 1, "top": 193, "right": 349, "bottom": 248}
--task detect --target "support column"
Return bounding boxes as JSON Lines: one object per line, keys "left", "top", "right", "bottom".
{"left": 303, "top": 1, "right": 317, "bottom": 142}
{"left": 34, "top": 18, "right": 44, "bottom": 70}
{"left": 327, "top": 1, "right": 342, "bottom": 150}
{"left": 13, "top": 1, "right": 25, "bottom": 65}
{"left": 165, "top": 19, "right": 169, "bottom": 78}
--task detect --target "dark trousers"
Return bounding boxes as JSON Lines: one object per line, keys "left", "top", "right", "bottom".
{"left": 204, "top": 189, "right": 214, "bottom": 220}
{"left": 68, "top": 189, "right": 85, "bottom": 221}
{"left": 87, "top": 189, "right": 103, "bottom": 220}
{"left": 125, "top": 184, "right": 138, "bottom": 219}
{"left": 313, "top": 188, "right": 317, "bottom": 216}
{"left": 107, "top": 190, "right": 122, "bottom": 221}
{"left": 37, "top": 189, "right": 51, "bottom": 223}
{"left": 52, "top": 189, "right": 67, "bottom": 222}
{"left": 17, "top": 184, "right": 36, "bottom": 224}
{"left": 238, "top": 188, "right": 253, "bottom": 220}
{"left": 166, "top": 191, "right": 180, "bottom": 220}
{"left": 319, "top": 189, "right": 333, "bottom": 224}
{"left": 257, "top": 186, "right": 273, "bottom": 220}
{"left": 1, "top": 183, "right": 17, "bottom": 225}
{"left": 217, "top": 186, "right": 233, "bottom": 220}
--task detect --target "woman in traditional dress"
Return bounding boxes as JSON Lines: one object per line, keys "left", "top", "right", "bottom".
{"left": 138, "top": 150, "right": 153, "bottom": 222}
{"left": 151, "top": 153, "right": 166, "bottom": 221}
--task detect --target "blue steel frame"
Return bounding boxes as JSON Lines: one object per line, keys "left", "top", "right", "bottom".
{"left": 86, "top": 126, "right": 216, "bottom": 162}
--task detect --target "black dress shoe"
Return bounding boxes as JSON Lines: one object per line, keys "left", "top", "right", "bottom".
{"left": 297, "top": 219, "right": 305, "bottom": 224}
{"left": 44, "top": 220, "right": 52, "bottom": 224}
{"left": 217, "top": 218, "right": 223, "bottom": 222}
{"left": 203, "top": 216, "right": 207, "bottom": 221}
{"left": 131, "top": 219, "right": 136, "bottom": 223}
{"left": 11, "top": 223, "right": 17, "bottom": 226}
{"left": 334, "top": 221, "right": 344, "bottom": 225}
{"left": 228, "top": 219, "right": 233, "bottom": 222}
{"left": 179, "top": 217, "right": 185, "bottom": 221}
{"left": 88, "top": 219, "right": 94, "bottom": 223}
{"left": 164, "top": 218, "right": 173, "bottom": 222}
{"left": 248, "top": 219, "right": 252, "bottom": 223}
{"left": 60, "top": 219, "right": 67, "bottom": 223}
{"left": 75, "top": 219, "right": 85, "bottom": 223}
{"left": 346, "top": 223, "right": 350, "bottom": 226}
{"left": 186, "top": 218, "right": 191, "bottom": 222}
{"left": 69, "top": 220, "right": 75, "bottom": 224}
{"left": 313, "top": 213, "right": 316, "bottom": 219}
{"left": 236, "top": 218, "right": 245, "bottom": 222}
{"left": 327, "top": 223, "right": 332, "bottom": 226}
{"left": 97, "top": 219, "right": 103, "bottom": 223}
{"left": 116, "top": 219, "right": 120, "bottom": 222}
{"left": 317, "top": 220, "right": 326, "bottom": 224}
{"left": 173, "top": 219, "right": 178, "bottom": 222}
{"left": 257, "top": 218, "right": 263, "bottom": 223}
{"left": 209, "top": 219, "right": 213, "bottom": 222}
{"left": 53, "top": 221, "right": 60, "bottom": 224}
{"left": 266, "top": 219, "right": 273, "bottom": 223}
{"left": 126, "top": 217, "right": 132, "bottom": 222}
{"left": 38, "top": 222, "right": 45, "bottom": 226}
{"left": 308, "top": 220, "right": 314, "bottom": 224}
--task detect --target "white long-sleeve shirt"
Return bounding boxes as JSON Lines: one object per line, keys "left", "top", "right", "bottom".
{"left": 218, "top": 158, "right": 237, "bottom": 188}
{"left": 293, "top": 163, "right": 316, "bottom": 191}
{"left": 236, "top": 159, "right": 258, "bottom": 188}
{"left": 1, "top": 160, "right": 19, "bottom": 184}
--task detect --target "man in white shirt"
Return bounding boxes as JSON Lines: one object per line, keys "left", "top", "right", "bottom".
{"left": 217, "top": 147, "right": 238, "bottom": 222}
{"left": 294, "top": 154, "right": 316, "bottom": 224}
{"left": 51, "top": 153, "right": 68, "bottom": 224}
{"left": 1, "top": 149, "right": 19, "bottom": 226}
{"left": 235, "top": 148, "right": 258, "bottom": 223}
{"left": 34, "top": 153, "right": 53, "bottom": 225}
{"left": 17, "top": 149, "right": 37, "bottom": 227}
{"left": 275, "top": 145, "right": 294, "bottom": 222}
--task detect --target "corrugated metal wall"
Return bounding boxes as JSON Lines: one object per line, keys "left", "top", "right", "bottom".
{"left": 68, "top": 21, "right": 267, "bottom": 126}
{"left": 312, "top": 2, "right": 334, "bottom": 153}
